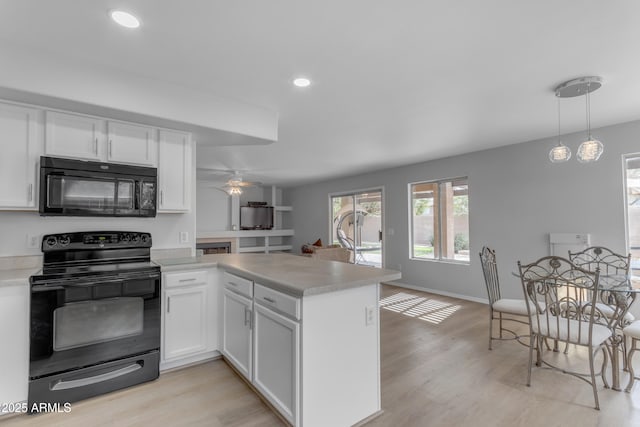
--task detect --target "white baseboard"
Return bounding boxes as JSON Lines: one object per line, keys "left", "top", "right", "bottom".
{"left": 160, "top": 350, "right": 221, "bottom": 372}
{"left": 382, "top": 281, "right": 489, "bottom": 305}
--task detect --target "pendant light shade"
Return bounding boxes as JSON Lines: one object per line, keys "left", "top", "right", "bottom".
{"left": 549, "top": 143, "right": 571, "bottom": 163}
{"left": 577, "top": 139, "right": 604, "bottom": 163}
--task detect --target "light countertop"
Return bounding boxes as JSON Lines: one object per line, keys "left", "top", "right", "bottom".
{"left": 154, "top": 253, "right": 401, "bottom": 297}
{"left": 0, "top": 267, "right": 40, "bottom": 287}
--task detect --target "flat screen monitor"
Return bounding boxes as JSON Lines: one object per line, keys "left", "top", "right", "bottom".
{"left": 240, "top": 206, "right": 274, "bottom": 230}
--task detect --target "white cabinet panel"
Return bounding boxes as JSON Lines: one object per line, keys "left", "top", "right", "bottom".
{"left": 253, "top": 303, "right": 299, "bottom": 425}
{"left": 0, "top": 283, "right": 29, "bottom": 406}
{"left": 107, "top": 121, "right": 156, "bottom": 166}
{"left": 0, "top": 102, "right": 40, "bottom": 209}
{"left": 158, "top": 129, "right": 191, "bottom": 212}
{"left": 163, "top": 285, "right": 207, "bottom": 360}
{"left": 222, "top": 289, "right": 253, "bottom": 380}
{"left": 45, "top": 110, "right": 102, "bottom": 161}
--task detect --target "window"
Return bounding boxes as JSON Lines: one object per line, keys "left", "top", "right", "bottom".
{"left": 410, "top": 177, "right": 469, "bottom": 263}
{"left": 625, "top": 156, "right": 640, "bottom": 277}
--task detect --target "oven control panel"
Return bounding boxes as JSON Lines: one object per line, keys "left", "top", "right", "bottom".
{"left": 41, "top": 231, "right": 152, "bottom": 251}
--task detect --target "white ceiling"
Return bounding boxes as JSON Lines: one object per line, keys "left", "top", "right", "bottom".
{"left": 2, "top": 1, "right": 640, "bottom": 186}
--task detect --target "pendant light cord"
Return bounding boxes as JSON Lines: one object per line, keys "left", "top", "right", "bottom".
{"left": 557, "top": 96, "right": 561, "bottom": 143}
{"left": 586, "top": 83, "right": 592, "bottom": 139}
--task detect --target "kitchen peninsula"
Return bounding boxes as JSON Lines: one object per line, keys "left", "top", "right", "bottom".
{"left": 155, "top": 253, "right": 401, "bottom": 427}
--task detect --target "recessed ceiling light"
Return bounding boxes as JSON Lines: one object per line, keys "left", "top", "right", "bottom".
{"left": 293, "top": 77, "right": 311, "bottom": 88}
{"left": 110, "top": 10, "right": 141, "bottom": 29}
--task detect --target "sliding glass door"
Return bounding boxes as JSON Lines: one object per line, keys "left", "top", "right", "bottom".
{"left": 330, "top": 189, "right": 383, "bottom": 267}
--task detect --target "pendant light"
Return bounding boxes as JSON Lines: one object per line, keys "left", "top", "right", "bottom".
{"left": 553, "top": 76, "right": 604, "bottom": 164}
{"left": 549, "top": 96, "right": 571, "bottom": 163}
{"left": 576, "top": 82, "right": 604, "bottom": 163}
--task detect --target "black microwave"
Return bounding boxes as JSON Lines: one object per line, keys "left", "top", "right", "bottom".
{"left": 39, "top": 156, "right": 157, "bottom": 217}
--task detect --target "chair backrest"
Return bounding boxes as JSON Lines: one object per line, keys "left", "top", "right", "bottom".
{"left": 479, "top": 246, "right": 501, "bottom": 306}
{"left": 568, "top": 246, "right": 631, "bottom": 276}
{"left": 336, "top": 229, "right": 355, "bottom": 251}
{"left": 518, "top": 256, "right": 614, "bottom": 345}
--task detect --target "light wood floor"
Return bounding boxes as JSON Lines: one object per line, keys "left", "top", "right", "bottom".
{"left": 4, "top": 283, "right": 640, "bottom": 426}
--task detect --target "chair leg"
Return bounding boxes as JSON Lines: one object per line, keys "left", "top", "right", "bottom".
{"left": 527, "top": 333, "right": 535, "bottom": 386}
{"left": 499, "top": 312, "right": 503, "bottom": 339}
{"left": 488, "top": 309, "right": 493, "bottom": 350}
{"left": 622, "top": 334, "right": 628, "bottom": 371}
{"left": 626, "top": 338, "right": 638, "bottom": 393}
{"left": 600, "top": 346, "right": 609, "bottom": 389}
{"left": 588, "top": 345, "right": 600, "bottom": 410}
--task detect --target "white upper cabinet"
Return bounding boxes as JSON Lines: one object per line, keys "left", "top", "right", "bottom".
{"left": 45, "top": 110, "right": 103, "bottom": 161}
{"left": 158, "top": 129, "right": 192, "bottom": 212}
{"left": 107, "top": 121, "right": 157, "bottom": 166}
{"left": 0, "top": 102, "right": 40, "bottom": 209}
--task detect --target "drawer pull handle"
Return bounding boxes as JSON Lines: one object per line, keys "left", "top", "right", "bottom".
{"left": 228, "top": 281, "right": 239, "bottom": 287}
{"left": 179, "top": 278, "right": 197, "bottom": 283}
{"left": 263, "top": 297, "right": 276, "bottom": 304}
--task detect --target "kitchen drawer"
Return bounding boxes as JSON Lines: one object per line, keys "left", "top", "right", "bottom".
{"left": 254, "top": 283, "right": 300, "bottom": 320}
{"left": 224, "top": 271, "right": 253, "bottom": 298}
{"left": 164, "top": 270, "right": 208, "bottom": 288}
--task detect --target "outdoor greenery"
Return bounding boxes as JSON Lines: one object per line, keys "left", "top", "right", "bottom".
{"left": 454, "top": 233, "right": 469, "bottom": 252}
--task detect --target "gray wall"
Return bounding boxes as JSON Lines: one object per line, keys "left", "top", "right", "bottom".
{"left": 288, "top": 120, "right": 640, "bottom": 302}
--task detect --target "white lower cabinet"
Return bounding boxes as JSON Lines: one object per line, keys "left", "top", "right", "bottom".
{"left": 0, "top": 283, "right": 29, "bottom": 407}
{"left": 222, "top": 288, "right": 253, "bottom": 380}
{"left": 164, "top": 285, "right": 207, "bottom": 359}
{"left": 253, "top": 303, "right": 300, "bottom": 426}
{"left": 161, "top": 269, "right": 220, "bottom": 370}
{"left": 222, "top": 272, "right": 301, "bottom": 425}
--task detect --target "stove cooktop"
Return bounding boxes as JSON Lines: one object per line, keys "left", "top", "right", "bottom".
{"left": 30, "top": 261, "right": 160, "bottom": 285}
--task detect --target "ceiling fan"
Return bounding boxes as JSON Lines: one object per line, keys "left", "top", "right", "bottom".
{"left": 196, "top": 168, "right": 262, "bottom": 195}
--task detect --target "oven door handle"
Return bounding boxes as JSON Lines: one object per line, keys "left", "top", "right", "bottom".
{"left": 50, "top": 362, "right": 142, "bottom": 391}
{"left": 31, "top": 285, "right": 65, "bottom": 292}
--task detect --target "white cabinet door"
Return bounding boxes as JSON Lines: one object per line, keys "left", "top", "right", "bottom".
{"left": 0, "top": 283, "right": 29, "bottom": 406}
{"left": 107, "top": 121, "right": 157, "bottom": 166}
{"left": 222, "top": 289, "right": 253, "bottom": 380}
{"left": 253, "top": 303, "right": 300, "bottom": 425}
{"left": 163, "top": 285, "right": 208, "bottom": 361}
{"left": 45, "top": 110, "right": 102, "bottom": 161}
{"left": 158, "top": 129, "right": 191, "bottom": 212}
{"left": 0, "top": 102, "right": 40, "bottom": 209}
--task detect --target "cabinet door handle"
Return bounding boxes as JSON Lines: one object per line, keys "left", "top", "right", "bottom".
{"left": 179, "top": 278, "right": 197, "bottom": 283}
{"left": 167, "top": 296, "right": 171, "bottom": 313}
{"left": 228, "top": 281, "right": 238, "bottom": 287}
{"left": 160, "top": 190, "right": 164, "bottom": 206}
{"left": 263, "top": 296, "right": 276, "bottom": 304}
{"left": 28, "top": 183, "right": 33, "bottom": 202}
{"left": 244, "top": 307, "right": 252, "bottom": 328}
{"left": 94, "top": 137, "right": 98, "bottom": 154}
{"left": 108, "top": 140, "right": 113, "bottom": 158}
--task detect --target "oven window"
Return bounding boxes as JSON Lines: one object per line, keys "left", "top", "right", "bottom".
{"left": 53, "top": 297, "right": 143, "bottom": 351}
{"left": 48, "top": 176, "right": 119, "bottom": 209}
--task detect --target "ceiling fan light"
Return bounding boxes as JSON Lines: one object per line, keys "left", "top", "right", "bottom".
{"left": 549, "top": 143, "right": 571, "bottom": 163}
{"left": 576, "top": 139, "right": 603, "bottom": 163}
{"left": 228, "top": 187, "right": 242, "bottom": 196}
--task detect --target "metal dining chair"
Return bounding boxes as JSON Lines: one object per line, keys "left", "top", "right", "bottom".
{"left": 569, "top": 246, "right": 635, "bottom": 368}
{"left": 518, "top": 256, "right": 616, "bottom": 410}
{"left": 479, "top": 246, "right": 528, "bottom": 350}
